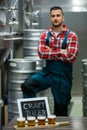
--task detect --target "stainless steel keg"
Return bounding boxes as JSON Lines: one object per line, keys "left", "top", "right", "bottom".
{"left": 23, "top": 29, "right": 46, "bottom": 57}
{"left": 82, "top": 59, "right": 87, "bottom": 117}
{"left": 7, "top": 58, "right": 36, "bottom": 120}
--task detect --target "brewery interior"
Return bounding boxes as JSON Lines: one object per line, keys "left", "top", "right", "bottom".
{"left": 0, "top": 0, "right": 87, "bottom": 129}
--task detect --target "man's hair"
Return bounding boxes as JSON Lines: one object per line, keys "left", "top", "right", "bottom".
{"left": 50, "top": 6, "right": 64, "bottom": 15}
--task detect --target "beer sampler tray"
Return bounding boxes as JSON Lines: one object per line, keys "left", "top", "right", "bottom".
{"left": 14, "top": 121, "right": 70, "bottom": 130}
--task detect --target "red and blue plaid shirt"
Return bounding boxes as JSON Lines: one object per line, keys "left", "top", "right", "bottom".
{"left": 38, "top": 25, "right": 79, "bottom": 63}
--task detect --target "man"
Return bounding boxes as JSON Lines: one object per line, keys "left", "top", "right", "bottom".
{"left": 21, "top": 6, "right": 79, "bottom": 116}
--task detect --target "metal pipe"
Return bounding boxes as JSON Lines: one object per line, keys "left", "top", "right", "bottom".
{"left": 18, "top": 0, "right": 24, "bottom": 32}
{"left": 3, "top": 37, "right": 23, "bottom": 41}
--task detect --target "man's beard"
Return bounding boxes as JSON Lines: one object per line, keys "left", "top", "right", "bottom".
{"left": 52, "top": 21, "right": 63, "bottom": 27}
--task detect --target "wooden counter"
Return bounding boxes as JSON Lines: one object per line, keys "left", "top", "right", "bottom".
{"left": 2, "top": 116, "right": 87, "bottom": 130}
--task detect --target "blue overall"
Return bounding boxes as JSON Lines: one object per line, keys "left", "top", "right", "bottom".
{"left": 32, "top": 60, "right": 72, "bottom": 106}
{"left": 21, "top": 30, "right": 72, "bottom": 110}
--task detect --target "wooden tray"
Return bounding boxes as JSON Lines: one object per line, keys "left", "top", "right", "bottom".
{"left": 14, "top": 121, "right": 70, "bottom": 130}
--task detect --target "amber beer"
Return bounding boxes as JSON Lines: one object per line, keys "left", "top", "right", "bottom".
{"left": 48, "top": 115, "right": 56, "bottom": 124}
{"left": 27, "top": 116, "right": 36, "bottom": 126}
{"left": 17, "top": 117, "right": 25, "bottom": 127}
{"left": 37, "top": 116, "right": 46, "bottom": 125}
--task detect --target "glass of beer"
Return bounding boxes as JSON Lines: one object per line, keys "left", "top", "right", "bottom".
{"left": 27, "top": 116, "right": 36, "bottom": 126}
{"left": 17, "top": 117, "right": 25, "bottom": 127}
{"left": 48, "top": 115, "right": 56, "bottom": 124}
{"left": 37, "top": 116, "right": 46, "bottom": 125}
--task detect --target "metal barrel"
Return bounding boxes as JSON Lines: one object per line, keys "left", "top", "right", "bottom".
{"left": 82, "top": 59, "right": 87, "bottom": 117}
{"left": 83, "top": 62, "right": 87, "bottom": 73}
{"left": 24, "top": 56, "right": 45, "bottom": 72}
{"left": 7, "top": 58, "right": 36, "bottom": 121}
{"left": 82, "top": 95, "right": 87, "bottom": 117}
{"left": 23, "top": 29, "right": 46, "bottom": 56}
{"left": 23, "top": 29, "right": 46, "bottom": 71}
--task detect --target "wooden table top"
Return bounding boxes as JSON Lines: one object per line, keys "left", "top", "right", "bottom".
{"left": 2, "top": 116, "right": 87, "bottom": 130}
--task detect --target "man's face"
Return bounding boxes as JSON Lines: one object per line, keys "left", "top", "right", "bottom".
{"left": 50, "top": 9, "right": 64, "bottom": 27}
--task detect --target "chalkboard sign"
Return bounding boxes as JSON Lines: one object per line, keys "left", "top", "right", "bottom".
{"left": 17, "top": 97, "right": 50, "bottom": 119}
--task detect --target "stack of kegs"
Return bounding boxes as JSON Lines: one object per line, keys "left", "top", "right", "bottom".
{"left": 7, "top": 58, "right": 36, "bottom": 121}
{"left": 23, "top": 29, "right": 54, "bottom": 114}
{"left": 82, "top": 59, "right": 87, "bottom": 116}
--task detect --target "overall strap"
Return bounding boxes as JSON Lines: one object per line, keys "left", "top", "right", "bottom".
{"left": 46, "top": 31, "right": 51, "bottom": 46}
{"left": 62, "top": 30, "right": 70, "bottom": 49}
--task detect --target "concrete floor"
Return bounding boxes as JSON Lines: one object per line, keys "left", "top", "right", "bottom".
{"left": 69, "top": 95, "right": 83, "bottom": 117}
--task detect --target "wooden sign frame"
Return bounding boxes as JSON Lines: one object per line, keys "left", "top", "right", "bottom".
{"left": 17, "top": 97, "right": 50, "bottom": 118}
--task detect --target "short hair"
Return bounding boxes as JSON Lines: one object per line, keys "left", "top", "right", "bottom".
{"left": 50, "top": 6, "right": 64, "bottom": 15}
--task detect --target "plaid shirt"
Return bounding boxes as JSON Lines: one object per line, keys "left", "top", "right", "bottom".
{"left": 38, "top": 25, "right": 79, "bottom": 63}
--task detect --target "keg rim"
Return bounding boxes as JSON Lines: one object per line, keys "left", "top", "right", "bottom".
{"left": 8, "top": 58, "right": 36, "bottom": 62}
{"left": 23, "top": 29, "right": 46, "bottom": 32}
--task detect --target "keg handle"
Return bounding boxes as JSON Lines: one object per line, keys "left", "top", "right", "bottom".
{"left": 0, "top": 99, "right": 3, "bottom": 108}
{"left": 9, "top": 62, "right": 17, "bottom": 67}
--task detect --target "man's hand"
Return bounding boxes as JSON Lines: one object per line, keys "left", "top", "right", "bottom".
{"left": 44, "top": 45, "right": 52, "bottom": 50}
{"left": 61, "top": 49, "right": 67, "bottom": 54}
